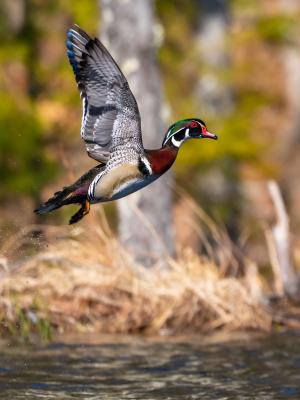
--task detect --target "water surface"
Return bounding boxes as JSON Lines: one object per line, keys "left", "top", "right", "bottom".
{"left": 0, "top": 332, "right": 299, "bottom": 399}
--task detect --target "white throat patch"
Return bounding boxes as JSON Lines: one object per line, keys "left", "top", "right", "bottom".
{"left": 170, "top": 128, "right": 190, "bottom": 148}
{"left": 171, "top": 136, "right": 182, "bottom": 148}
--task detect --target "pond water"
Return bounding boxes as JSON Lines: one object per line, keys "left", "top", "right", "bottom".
{"left": 0, "top": 332, "right": 299, "bottom": 399}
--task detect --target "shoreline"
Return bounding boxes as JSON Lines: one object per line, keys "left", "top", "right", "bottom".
{"left": 0, "top": 224, "right": 299, "bottom": 341}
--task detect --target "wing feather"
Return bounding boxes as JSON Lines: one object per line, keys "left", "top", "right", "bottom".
{"left": 66, "top": 25, "right": 142, "bottom": 163}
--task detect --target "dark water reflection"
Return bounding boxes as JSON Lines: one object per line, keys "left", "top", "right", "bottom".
{"left": 0, "top": 332, "right": 299, "bottom": 399}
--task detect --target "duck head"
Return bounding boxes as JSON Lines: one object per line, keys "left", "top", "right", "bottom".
{"left": 162, "top": 118, "right": 218, "bottom": 149}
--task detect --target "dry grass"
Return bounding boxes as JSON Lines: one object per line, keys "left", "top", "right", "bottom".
{"left": 0, "top": 200, "right": 274, "bottom": 338}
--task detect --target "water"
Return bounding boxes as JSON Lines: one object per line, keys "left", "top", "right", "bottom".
{"left": 0, "top": 332, "right": 299, "bottom": 399}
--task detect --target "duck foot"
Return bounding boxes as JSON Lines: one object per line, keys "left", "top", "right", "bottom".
{"left": 69, "top": 200, "right": 91, "bottom": 224}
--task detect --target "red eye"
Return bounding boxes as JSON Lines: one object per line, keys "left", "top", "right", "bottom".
{"left": 190, "top": 121, "right": 198, "bottom": 128}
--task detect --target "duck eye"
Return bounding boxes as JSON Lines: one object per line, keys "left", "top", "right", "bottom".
{"left": 190, "top": 121, "right": 198, "bottom": 128}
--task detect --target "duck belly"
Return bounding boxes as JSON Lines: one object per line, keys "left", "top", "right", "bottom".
{"left": 91, "top": 163, "right": 159, "bottom": 203}
{"left": 110, "top": 174, "right": 158, "bottom": 201}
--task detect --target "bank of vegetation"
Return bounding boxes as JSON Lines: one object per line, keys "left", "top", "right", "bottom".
{"left": 0, "top": 196, "right": 299, "bottom": 341}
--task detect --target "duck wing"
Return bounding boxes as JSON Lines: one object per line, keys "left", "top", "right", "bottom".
{"left": 66, "top": 24, "right": 143, "bottom": 163}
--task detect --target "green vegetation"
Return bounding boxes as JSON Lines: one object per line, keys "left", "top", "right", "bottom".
{"left": 257, "top": 14, "right": 297, "bottom": 45}
{"left": 0, "top": 95, "right": 55, "bottom": 197}
{"left": 2, "top": 298, "right": 52, "bottom": 343}
{"left": 0, "top": 1, "right": 98, "bottom": 202}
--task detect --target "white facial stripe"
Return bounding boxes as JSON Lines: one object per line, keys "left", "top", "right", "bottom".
{"left": 163, "top": 127, "right": 183, "bottom": 146}
{"left": 170, "top": 127, "right": 190, "bottom": 148}
{"left": 172, "top": 127, "right": 184, "bottom": 136}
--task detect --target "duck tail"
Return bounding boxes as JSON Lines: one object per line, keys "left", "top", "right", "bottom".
{"left": 34, "top": 164, "right": 103, "bottom": 224}
{"left": 34, "top": 186, "right": 83, "bottom": 215}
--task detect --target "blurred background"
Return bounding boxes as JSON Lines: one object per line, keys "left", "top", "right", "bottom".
{"left": 1, "top": 3, "right": 300, "bottom": 394}
{"left": 0, "top": 0, "right": 299, "bottom": 285}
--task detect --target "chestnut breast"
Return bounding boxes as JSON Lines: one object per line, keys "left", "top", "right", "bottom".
{"left": 146, "top": 147, "right": 178, "bottom": 175}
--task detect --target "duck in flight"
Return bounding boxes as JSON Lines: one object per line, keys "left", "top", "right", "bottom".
{"left": 35, "top": 25, "right": 217, "bottom": 224}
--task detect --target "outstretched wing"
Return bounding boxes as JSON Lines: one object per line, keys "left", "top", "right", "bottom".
{"left": 66, "top": 24, "right": 142, "bottom": 163}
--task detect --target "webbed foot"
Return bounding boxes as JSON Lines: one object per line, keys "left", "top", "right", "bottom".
{"left": 69, "top": 200, "right": 91, "bottom": 224}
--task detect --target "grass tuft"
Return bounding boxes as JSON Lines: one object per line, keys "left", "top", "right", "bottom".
{"left": 0, "top": 208, "right": 272, "bottom": 338}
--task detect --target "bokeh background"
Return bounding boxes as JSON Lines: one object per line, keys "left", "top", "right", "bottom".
{"left": 0, "top": 0, "right": 299, "bottom": 298}
{"left": 0, "top": 0, "right": 300, "bottom": 262}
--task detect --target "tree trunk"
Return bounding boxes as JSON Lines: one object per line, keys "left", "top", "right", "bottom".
{"left": 195, "top": 0, "right": 233, "bottom": 116}
{"left": 99, "top": 0, "right": 174, "bottom": 266}
{"left": 267, "top": 181, "right": 299, "bottom": 298}
{"left": 277, "top": 0, "right": 300, "bottom": 233}
{"left": 195, "top": 0, "right": 239, "bottom": 240}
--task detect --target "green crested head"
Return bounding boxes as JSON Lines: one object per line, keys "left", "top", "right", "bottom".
{"left": 162, "top": 118, "right": 217, "bottom": 148}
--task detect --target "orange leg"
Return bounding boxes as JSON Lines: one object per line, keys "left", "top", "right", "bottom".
{"left": 69, "top": 199, "right": 91, "bottom": 224}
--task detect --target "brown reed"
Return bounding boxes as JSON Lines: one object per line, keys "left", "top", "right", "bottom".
{"left": 0, "top": 201, "right": 273, "bottom": 337}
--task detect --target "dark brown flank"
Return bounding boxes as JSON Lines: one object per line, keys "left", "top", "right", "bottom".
{"left": 145, "top": 146, "right": 178, "bottom": 175}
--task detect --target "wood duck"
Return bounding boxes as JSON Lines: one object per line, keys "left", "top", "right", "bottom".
{"left": 35, "top": 25, "right": 217, "bottom": 224}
